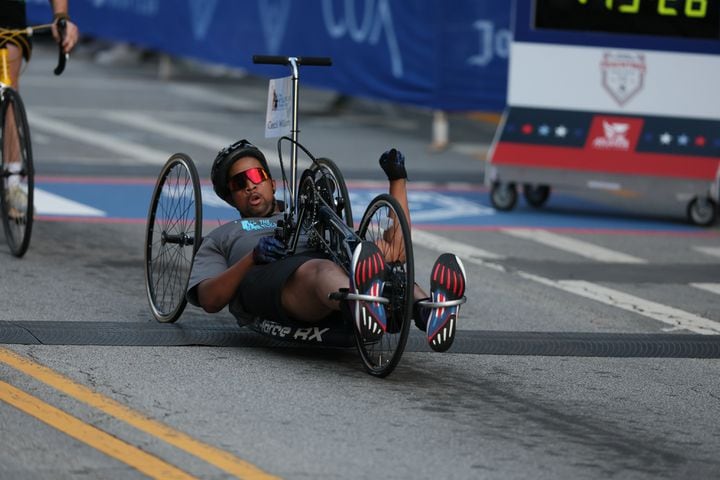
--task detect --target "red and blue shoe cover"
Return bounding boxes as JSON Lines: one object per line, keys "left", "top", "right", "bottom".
{"left": 427, "top": 253, "right": 466, "bottom": 352}
{"left": 350, "top": 242, "right": 388, "bottom": 339}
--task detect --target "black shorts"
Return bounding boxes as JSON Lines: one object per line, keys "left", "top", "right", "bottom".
{"left": 0, "top": 2, "right": 32, "bottom": 61}
{"left": 237, "top": 252, "right": 329, "bottom": 323}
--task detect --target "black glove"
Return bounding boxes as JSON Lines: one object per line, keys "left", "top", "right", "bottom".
{"left": 379, "top": 148, "right": 407, "bottom": 181}
{"left": 252, "top": 236, "right": 288, "bottom": 264}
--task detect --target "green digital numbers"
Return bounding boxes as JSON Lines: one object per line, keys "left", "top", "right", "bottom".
{"left": 619, "top": 0, "right": 641, "bottom": 13}
{"left": 578, "top": 0, "right": 708, "bottom": 18}
{"left": 685, "top": 0, "right": 708, "bottom": 17}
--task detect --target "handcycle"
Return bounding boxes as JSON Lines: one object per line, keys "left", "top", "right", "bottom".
{"left": 0, "top": 20, "right": 68, "bottom": 257}
{"left": 144, "top": 55, "right": 464, "bottom": 377}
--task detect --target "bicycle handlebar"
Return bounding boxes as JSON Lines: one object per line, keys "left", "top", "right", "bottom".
{"left": 252, "top": 55, "right": 332, "bottom": 67}
{"left": 53, "top": 19, "right": 67, "bottom": 76}
{"left": 11, "top": 21, "right": 68, "bottom": 76}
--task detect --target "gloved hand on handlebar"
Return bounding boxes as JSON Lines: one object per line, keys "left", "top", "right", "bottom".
{"left": 379, "top": 148, "right": 407, "bottom": 181}
{"left": 252, "top": 236, "right": 288, "bottom": 264}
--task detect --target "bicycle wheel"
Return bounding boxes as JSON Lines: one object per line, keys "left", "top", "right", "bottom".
{"left": 356, "top": 193, "right": 414, "bottom": 377}
{"left": 0, "top": 88, "right": 34, "bottom": 258}
{"left": 144, "top": 153, "right": 202, "bottom": 323}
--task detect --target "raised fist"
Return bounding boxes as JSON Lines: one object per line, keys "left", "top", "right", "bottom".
{"left": 379, "top": 148, "right": 407, "bottom": 181}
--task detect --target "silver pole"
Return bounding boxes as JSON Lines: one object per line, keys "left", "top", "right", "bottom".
{"left": 289, "top": 57, "right": 299, "bottom": 214}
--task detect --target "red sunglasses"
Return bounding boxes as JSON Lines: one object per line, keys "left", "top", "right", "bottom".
{"left": 228, "top": 167, "right": 270, "bottom": 192}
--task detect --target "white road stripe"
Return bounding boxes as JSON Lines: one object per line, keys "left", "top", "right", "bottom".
{"left": 412, "top": 229, "right": 504, "bottom": 260}
{"left": 416, "top": 230, "right": 720, "bottom": 334}
{"left": 690, "top": 283, "right": 720, "bottom": 296}
{"left": 23, "top": 76, "right": 263, "bottom": 111}
{"left": 167, "top": 84, "right": 261, "bottom": 111}
{"left": 103, "top": 111, "right": 233, "bottom": 150}
{"left": 519, "top": 275, "right": 720, "bottom": 335}
{"left": 693, "top": 246, "right": 720, "bottom": 259}
{"left": 501, "top": 228, "right": 647, "bottom": 264}
{"left": 34, "top": 189, "right": 105, "bottom": 217}
{"left": 101, "top": 111, "right": 309, "bottom": 170}
{"left": 28, "top": 111, "right": 169, "bottom": 165}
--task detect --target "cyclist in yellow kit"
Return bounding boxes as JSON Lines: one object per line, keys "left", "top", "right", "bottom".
{"left": 1, "top": 0, "right": 79, "bottom": 215}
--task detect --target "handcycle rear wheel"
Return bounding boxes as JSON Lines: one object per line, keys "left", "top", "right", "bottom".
{"left": 144, "top": 153, "right": 202, "bottom": 323}
{"left": 0, "top": 88, "right": 34, "bottom": 258}
{"left": 356, "top": 194, "right": 414, "bottom": 377}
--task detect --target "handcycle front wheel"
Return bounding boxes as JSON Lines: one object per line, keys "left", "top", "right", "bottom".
{"left": 299, "top": 157, "right": 353, "bottom": 227}
{"left": 356, "top": 193, "right": 414, "bottom": 377}
{"left": 0, "top": 88, "right": 34, "bottom": 258}
{"left": 297, "top": 157, "right": 354, "bottom": 263}
{"left": 144, "top": 153, "right": 202, "bottom": 323}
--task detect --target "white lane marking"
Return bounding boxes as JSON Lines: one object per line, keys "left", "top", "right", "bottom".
{"left": 21, "top": 76, "right": 150, "bottom": 90}
{"left": 23, "top": 76, "right": 263, "bottom": 111}
{"left": 693, "top": 246, "right": 720, "bottom": 259}
{"left": 518, "top": 274, "right": 720, "bottom": 335}
{"left": 417, "top": 230, "right": 720, "bottom": 334}
{"left": 28, "top": 111, "right": 169, "bottom": 165}
{"left": 167, "top": 84, "right": 261, "bottom": 111}
{"left": 103, "top": 111, "right": 233, "bottom": 150}
{"left": 690, "top": 283, "right": 720, "bottom": 296}
{"left": 101, "top": 111, "right": 309, "bottom": 170}
{"left": 34, "top": 189, "right": 105, "bottom": 217}
{"left": 501, "top": 228, "right": 647, "bottom": 264}
{"left": 412, "top": 229, "right": 504, "bottom": 260}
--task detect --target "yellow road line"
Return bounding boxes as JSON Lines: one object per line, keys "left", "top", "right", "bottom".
{"left": 0, "top": 380, "right": 197, "bottom": 480}
{"left": 0, "top": 347, "right": 280, "bottom": 480}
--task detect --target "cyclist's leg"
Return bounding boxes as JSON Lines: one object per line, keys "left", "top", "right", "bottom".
{"left": 281, "top": 258, "right": 348, "bottom": 322}
{"left": 3, "top": 45, "right": 26, "bottom": 215}
{"left": 3, "top": 45, "right": 22, "bottom": 165}
{"left": 6, "top": 44, "right": 22, "bottom": 88}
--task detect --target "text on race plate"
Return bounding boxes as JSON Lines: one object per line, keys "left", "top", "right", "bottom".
{"left": 265, "top": 76, "right": 293, "bottom": 138}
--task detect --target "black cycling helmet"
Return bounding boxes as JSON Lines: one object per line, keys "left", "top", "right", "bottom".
{"left": 210, "top": 139, "right": 272, "bottom": 206}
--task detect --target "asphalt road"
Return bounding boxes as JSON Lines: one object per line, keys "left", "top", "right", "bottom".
{"left": 1, "top": 45, "right": 719, "bottom": 480}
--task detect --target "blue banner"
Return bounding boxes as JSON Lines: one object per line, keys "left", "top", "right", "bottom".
{"left": 27, "top": 0, "right": 510, "bottom": 111}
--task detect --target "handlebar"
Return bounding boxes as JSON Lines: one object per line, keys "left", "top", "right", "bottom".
{"left": 12, "top": 21, "right": 68, "bottom": 76}
{"left": 53, "top": 19, "right": 67, "bottom": 76}
{"left": 253, "top": 55, "right": 332, "bottom": 67}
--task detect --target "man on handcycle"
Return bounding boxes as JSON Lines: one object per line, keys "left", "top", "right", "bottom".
{"left": 186, "top": 140, "right": 466, "bottom": 352}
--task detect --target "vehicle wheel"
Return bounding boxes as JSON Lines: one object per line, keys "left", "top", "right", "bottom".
{"left": 356, "top": 194, "right": 414, "bottom": 377}
{"left": 490, "top": 182, "right": 517, "bottom": 211}
{"left": 144, "top": 153, "right": 202, "bottom": 322}
{"left": 687, "top": 197, "right": 717, "bottom": 227}
{"left": 523, "top": 184, "right": 551, "bottom": 208}
{"left": 0, "top": 89, "right": 34, "bottom": 257}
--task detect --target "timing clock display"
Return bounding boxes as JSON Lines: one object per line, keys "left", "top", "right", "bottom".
{"left": 534, "top": 0, "right": 720, "bottom": 38}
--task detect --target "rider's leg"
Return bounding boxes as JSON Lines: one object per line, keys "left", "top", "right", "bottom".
{"left": 280, "top": 258, "right": 347, "bottom": 322}
{"left": 3, "top": 44, "right": 22, "bottom": 166}
{"left": 6, "top": 44, "right": 22, "bottom": 88}
{"left": 3, "top": 45, "right": 26, "bottom": 216}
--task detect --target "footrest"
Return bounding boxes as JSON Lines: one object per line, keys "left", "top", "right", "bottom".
{"left": 329, "top": 290, "right": 389, "bottom": 304}
{"left": 417, "top": 296, "right": 467, "bottom": 308}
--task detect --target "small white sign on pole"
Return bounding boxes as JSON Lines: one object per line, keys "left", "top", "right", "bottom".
{"left": 264, "top": 76, "right": 292, "bottom": 138}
